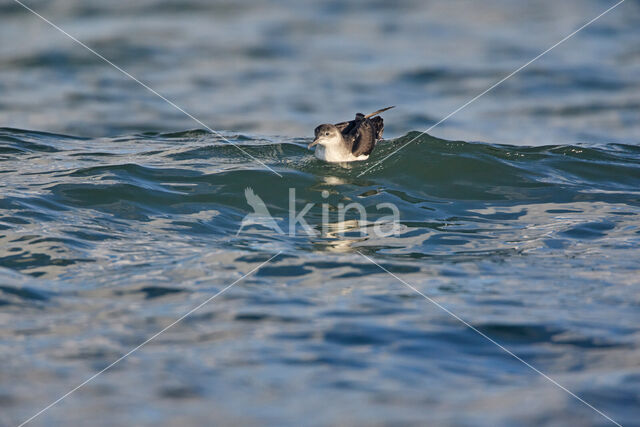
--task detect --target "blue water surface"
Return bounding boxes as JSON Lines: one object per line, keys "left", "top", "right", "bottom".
{"left": 1, "top": 1, "right": 639, "bottom": 426}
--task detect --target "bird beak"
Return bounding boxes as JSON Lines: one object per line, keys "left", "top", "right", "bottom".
{"left": 308, "top": 138, "right": 319, "bottom": 149}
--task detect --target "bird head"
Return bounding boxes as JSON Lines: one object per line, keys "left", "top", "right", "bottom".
{"left": 308, "top": 124, "right": 342, "bottom": 149}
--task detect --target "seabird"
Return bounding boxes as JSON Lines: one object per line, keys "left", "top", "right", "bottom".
{"left": 308, "top": 106, "right": 394, "bottom": 162}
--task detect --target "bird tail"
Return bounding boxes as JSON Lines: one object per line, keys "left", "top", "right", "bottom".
{"left": 364, "top": 106, "right": 395, "bottom": 119}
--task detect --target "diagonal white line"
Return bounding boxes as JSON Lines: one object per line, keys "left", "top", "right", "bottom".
{"left": 18, "top": 251, "right": 282, "bottom": 427}
{"left": 357, "top": 251, "right": 621, "bottom": 426}
{"left": 357, "top": 0, "right": 626, "bottom": 177}
{"left": 12, "top": 0, "right": 283, "bottom": 178}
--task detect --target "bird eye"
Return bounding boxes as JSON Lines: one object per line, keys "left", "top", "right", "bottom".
{"left": 325, "top": 132, "right": 329, "bottom": 136}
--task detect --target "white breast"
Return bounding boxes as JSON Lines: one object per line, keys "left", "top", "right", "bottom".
{"left": 314, "top": 145, "right": 369, "bottom": 162}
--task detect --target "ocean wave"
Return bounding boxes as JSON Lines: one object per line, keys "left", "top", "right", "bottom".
{"left": 1, "top": 127, "right": 639, "bottom": 274}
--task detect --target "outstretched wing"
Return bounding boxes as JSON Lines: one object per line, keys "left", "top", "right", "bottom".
{"left": 245, "top": 187, "right": 265, "bottom": 212}
{"left": 334, "top": 120, "right": 351, "bottom": 133}
{"left": 339, "top": 116, "right": 383, "bottom": 157}
{"left": 334, "top": 111, "right": 387, "bottom": 157}
{"left": 369, "top": 116, "right": 384, "bottom": 140}
{"left": 350, "top": 118, "right": 380, "bottom": 157}
{"left": 245, "top": 187, "right": 256, "bottom": 201}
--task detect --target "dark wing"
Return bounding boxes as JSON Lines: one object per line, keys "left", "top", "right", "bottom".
{"left": 334, "top": 116, "right": 383, "bottom": 157}
{"left": 369, "top": 116, "right": 384, "bottom": 140}
{"left": 334, "top": 112, "right": 363, "bottom": 135}
{"left": 350, "top": 118, "right": 378, "bottom": 157}
{"left": 334, "top": 121, "right": 351, "bottom": 133}
{"left": 333, "top": 113, "right": 385, "bottom": 156}
{"left": 333, "top": 118, "right": 358, "bottom": 153}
